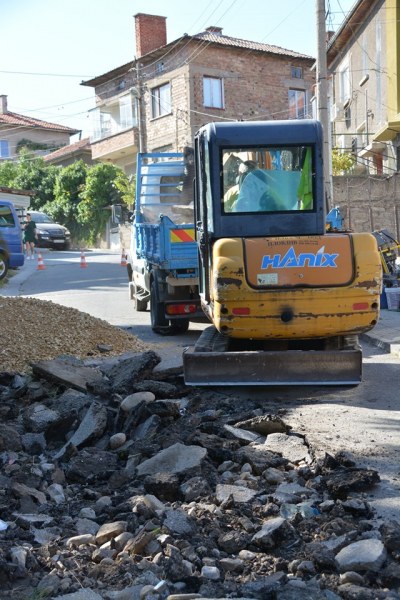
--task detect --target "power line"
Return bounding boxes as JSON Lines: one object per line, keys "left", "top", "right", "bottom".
{"left": 0, "top": 70, "right": 94, "bottom": 78}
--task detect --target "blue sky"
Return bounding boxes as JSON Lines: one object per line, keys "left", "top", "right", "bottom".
{"left": 1, "top": 0, "right": 355, "bottom": 138}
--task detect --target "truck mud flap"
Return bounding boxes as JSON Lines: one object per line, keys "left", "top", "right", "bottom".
{"left": 183, "top": 328, "right": 362, "bottom": 386}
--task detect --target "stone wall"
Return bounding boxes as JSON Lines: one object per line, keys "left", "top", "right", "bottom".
{"left": 333, "top": 175, "right": 400, "bottom": 239}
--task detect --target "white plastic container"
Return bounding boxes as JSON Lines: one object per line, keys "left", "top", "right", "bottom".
{"left": 385, "top": 287, "right": 400, "bottom": 310}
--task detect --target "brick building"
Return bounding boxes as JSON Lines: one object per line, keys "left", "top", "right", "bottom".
{"left": 82, "top": 13, "right": 315, "bottom": 176}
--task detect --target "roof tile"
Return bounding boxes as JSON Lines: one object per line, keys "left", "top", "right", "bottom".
{"left": 194, "top": 31, "right": 314, "bottom": 60}
{"left": 43, "top": 137, "right": 91, "bottom": 161}
{"left": 82, "top": 29, "right": 314, "bottom": 86}
{"left": 0, "top": 111, "right": 79, "bottom": 133}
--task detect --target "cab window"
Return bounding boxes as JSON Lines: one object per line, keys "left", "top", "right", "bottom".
{"left": 222, "top": 145, "right": 314, "bottom": 214}
{"left": 0, "top": 206, "right": 16, "bottom": 227}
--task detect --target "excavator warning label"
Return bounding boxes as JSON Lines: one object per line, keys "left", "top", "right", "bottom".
{"left": 258, "top": 273, "right": 278, "bottom": 285}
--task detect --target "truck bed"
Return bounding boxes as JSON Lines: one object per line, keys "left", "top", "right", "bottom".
{"left": 135, "top": 215, "right": 198, "bottom": 273}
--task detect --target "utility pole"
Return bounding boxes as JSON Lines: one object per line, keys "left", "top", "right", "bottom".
{"left": 136, "top": 60, "right": 144, "bottom": 154}
{"left": 316, "top": 0, "right": 332, "bottom": 212}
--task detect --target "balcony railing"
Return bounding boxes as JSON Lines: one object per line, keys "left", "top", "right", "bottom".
{"left": 90, "top": 116, "right": 138, "bottom": 143}
{"left": 89, "top": 90, "right": 138, "bottom": 143}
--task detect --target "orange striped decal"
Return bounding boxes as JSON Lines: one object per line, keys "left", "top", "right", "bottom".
{"left": 170, "top": 228, "right": 195, "bottom": 243}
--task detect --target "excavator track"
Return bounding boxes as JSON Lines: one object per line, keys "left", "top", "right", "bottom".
{"left": 183, "top": 326, "right": 362, "bottom": 386}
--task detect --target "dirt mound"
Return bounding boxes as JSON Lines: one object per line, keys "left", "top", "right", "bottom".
{"left": 0, "top": 296, "right": 149, "bottom": 373}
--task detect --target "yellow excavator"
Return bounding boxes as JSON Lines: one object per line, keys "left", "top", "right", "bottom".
{"left": 183, "top": 120, "right": 382, "bottom": 386}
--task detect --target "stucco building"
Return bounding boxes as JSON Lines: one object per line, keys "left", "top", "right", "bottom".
{"left": 328, "top": 0, "right": 400, "bottom": 175}
{"left": 0, "top": 95, "right": 79, "bottom": 161}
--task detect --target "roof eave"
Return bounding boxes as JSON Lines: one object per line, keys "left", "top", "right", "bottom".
{"left": 327, "top": 0, "right": 379, "bottom": 65}
{"left": 81, "top": 61, "right": 136, "bottom": 87}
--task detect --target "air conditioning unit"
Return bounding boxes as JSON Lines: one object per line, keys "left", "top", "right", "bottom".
{"left": 331, "top": 102, "right": 345, "bottom": 122}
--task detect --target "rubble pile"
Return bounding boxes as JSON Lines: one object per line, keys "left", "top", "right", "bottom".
{"left": 0, "top": 350, "right": 399, "bottom": 600}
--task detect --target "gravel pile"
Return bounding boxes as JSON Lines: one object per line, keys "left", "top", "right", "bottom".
{"left": 0, "top": 297, "right": 149, "bottom": 373}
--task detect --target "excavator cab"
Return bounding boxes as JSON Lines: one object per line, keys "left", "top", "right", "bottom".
{"left": 194, "top": 120, "right": 326, "bottom": 309}
{"left": 195, "top": 120, "right": 325, "bottom": 235}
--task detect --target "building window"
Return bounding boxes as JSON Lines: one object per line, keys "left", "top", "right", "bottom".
{"left": 288, "top": 89, "right": 306, "bottom": 118}
{"left": 339, "top": 58, "right": 351, "bottom": 104}
{"left": 151, "top": 82, "right": 171, "bottom": 118}
{"left": 291, "top": 66, "right": 303, "bottom": 79}
{"left": 361, "top": 34, "right": 369, "bottom": 77}
{"left": 357, "top": 122, "right": 367, "bottom": 150}
{"left": 0, "top": 140, "right": 10, "bottom": 158}
{"left": 156, "top": 62, "right": 164, "bottom": 74}
{"left": 100, "top": 112, "right": 112, "bottom": 137}
{"left": 119, "top": 94, "right": 136, "bottom": 129}
{"left": 203, "top": 76, "right": 224, "bottom": 109}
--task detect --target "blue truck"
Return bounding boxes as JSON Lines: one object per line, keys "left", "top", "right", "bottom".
{"left": 0, "top": 199, "right": 25, "bottom": 279}
{"left": 127, "top": 151, "right": 205, "bottom": 334}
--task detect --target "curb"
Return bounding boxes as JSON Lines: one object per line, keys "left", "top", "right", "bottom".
{"left": 361, "top": 332, "right": 400, "bottom": 356}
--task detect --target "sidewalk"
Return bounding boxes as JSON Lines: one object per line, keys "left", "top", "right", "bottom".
{"left": 361, "top": 308, "right": 400, "bottom": 356}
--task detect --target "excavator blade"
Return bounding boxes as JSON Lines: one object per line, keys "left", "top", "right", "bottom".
{"left": 183, "top": 335, "right": 362, "bottom": 386}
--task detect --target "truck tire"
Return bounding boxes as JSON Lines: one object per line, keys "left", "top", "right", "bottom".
{"left": 150, "top": 280, "right": 169, "bottom": 332}
{"left": 0, "top": 253, "right": 9, "bottom": 280}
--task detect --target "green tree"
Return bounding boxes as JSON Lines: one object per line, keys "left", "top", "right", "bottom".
{"left": 332, "top": 148, "right": 356, "bottom": 176}
{"left": 77, "top": 163, "right": 126, "bottom": 244}
{"left": 0, "top": 160, "right": 19, "bottom": 187}
{"left": 114, "top": 171, "right": 136, "bottom": 209}
{"left": 0, "top": 151, "right": 132, "bottom": 247}
{"left": 0, "top": 149, "right": 58, "bottom": 208}
{"left": 45, "top": 160, "right": 88, "bottom": 239}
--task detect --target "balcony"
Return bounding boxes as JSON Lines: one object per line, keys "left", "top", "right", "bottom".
{"left": 91, "top": 128, "right": 139, "bottom": 163}
{"left": 89, "top": 90, "right": 139, "bottom": 164}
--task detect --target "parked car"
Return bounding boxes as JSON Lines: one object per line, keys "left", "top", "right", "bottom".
{"left": 28, "top": 211, "right": 71, "bottom": 250}
{"left": 0, "top": 200, "right": 25, "bottom": 279}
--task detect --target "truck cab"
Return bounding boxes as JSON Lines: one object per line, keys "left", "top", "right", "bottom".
{"left": 128, "top": 151, "right": 204, "bottom": 334}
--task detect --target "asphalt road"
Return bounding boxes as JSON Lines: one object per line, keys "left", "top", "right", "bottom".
{"left": 4, "top": 249, "right": 400, "bottom": 523}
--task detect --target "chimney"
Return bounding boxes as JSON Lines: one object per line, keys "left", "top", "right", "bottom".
{"left": 0, "top": 95, "right": 8, "bottom": 114}
{"left": 134, "top": 13, "right": 167, "bottom": 58}
{"left": 326, "top": 30, "right": 335, "bottom": 44}
{"left": 206, "top": 26, "right": 223, "bottom": 34}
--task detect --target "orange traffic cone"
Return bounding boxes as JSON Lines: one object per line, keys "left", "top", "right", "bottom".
{"left": 80, "top": 250, "right": 88, "bottom": 268}
{"left": 37, "top": 253, "right": 46, "bottom": 270}
{"left": 120, "top": 249, "right": 127, "bottom": 267}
